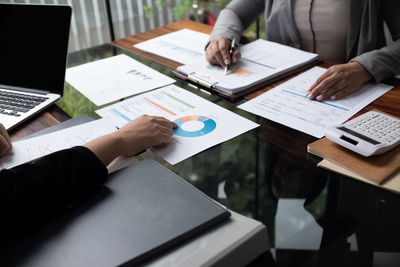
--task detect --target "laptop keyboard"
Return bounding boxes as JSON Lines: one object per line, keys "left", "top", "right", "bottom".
{"left": 0, "top": 90, "right": 49, "bottom": 117}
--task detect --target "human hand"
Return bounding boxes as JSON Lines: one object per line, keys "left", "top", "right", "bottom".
{"left": 114, "top": 115, "right": 177, "bottom": 157}
{"left": 306, "top": 62, "right": 372, "bottom": 101}
{"left": 85, "top": 115, "right": 177, "bottom": 166}
{"left": 205, "top": 37, "right": 241, "bottom": 67}
{"left": 0, "top": 123, "right": 12, "bottom": 158}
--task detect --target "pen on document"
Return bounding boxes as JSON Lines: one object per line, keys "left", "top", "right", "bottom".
{"left": 224, "top": 37, "right": 236, "bottom": 75}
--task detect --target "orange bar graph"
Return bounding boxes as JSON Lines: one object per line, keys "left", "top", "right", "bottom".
{"left": 144, "top": 97, "right": 177, "bottom": 116}
{"left": 230, "top": 67, "right": 254, "bottom": 77}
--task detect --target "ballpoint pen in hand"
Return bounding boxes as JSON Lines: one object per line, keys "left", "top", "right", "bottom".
{"left": 224, "top": 37, "right": 236, "bottom": 75}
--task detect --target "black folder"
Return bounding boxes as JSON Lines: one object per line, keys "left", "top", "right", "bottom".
{"left": 2, "top": 159, "right": 230, "bottom": 267}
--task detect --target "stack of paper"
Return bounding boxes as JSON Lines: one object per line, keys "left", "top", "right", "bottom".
{"left": 175, "top": 39, "right": 320, "bottom": 97}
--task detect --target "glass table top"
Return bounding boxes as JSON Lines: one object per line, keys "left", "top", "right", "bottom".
{"left": 59, "top": 43, "right": 400, "bottom": 267}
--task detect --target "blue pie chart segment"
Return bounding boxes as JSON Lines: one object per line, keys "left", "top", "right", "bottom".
{"left": 173, "top": 116, "right": 216, "bottom": 137}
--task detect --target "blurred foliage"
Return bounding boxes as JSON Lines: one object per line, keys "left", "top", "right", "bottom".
{"left": 146, "top": 0, "right": 266, "bottom": 42}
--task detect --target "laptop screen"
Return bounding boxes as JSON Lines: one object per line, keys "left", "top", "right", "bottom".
{"left": 0, "top": 4, "right": 71, "bottom": 95}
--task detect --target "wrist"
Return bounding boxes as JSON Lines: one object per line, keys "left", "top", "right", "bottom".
{"left": 351, "top": 62, "right": 372, "bottom": 83}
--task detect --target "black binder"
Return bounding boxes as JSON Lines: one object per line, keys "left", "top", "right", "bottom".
{"left": 2, "top": 159, "right": 230, "bottom": 267}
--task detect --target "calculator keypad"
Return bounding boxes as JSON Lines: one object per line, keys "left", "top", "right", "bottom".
{"left": 346, "top": 112, "right": 400, "bottom": 144}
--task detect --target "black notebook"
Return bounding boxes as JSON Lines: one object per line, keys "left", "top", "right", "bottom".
{"left": 2, "top": 159, "right": 230, "bottom": 267}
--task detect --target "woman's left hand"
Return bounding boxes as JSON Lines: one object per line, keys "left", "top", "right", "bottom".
{"left": 306, "top": 62, "right": 372, "bottom": 101}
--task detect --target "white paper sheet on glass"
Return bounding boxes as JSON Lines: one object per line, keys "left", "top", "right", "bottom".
{"left": 96, "top": 84, "right": 259, "bottom": 165}
{"left": 65, "top": 54, "right": 175, "bottom": 106}
{"left": 238, "top": 66, "right": 393, "bottom": 138}
{"left": 134, "top": 29, "right": 209, "bottom": 65}
{"left": 0, "top": 119, "right": 117, "bottom": 170}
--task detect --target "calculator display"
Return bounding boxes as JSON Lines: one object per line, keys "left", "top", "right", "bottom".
{"left": 338, "top": 127, "right": 380, "bottom": 145}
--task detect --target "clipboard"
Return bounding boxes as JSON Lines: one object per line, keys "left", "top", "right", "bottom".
{"left": 173, "top": 58, "right": 322, "bottom": 100}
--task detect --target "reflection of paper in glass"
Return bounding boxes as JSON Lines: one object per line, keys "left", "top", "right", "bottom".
{"left": 66, "top": 54, "right": 175, "bottom": 106}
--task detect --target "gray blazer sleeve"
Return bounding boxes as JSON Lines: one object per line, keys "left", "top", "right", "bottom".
{"left": 209, "top": 0, "right": 266, "bottom": 42}
{"left": 351, "top": 0, "right": 400, "bottom": 82}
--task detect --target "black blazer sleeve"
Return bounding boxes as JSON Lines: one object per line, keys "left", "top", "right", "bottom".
{"left": 0, "top": 146, "right": 107, "bottom": 245}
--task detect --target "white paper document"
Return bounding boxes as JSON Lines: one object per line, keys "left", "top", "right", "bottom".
{"left": 65, "top": 54, "right": 175, "bottom": 106}
{"left": 134, "top": 29, "right": 209, "bottom": 65}
{"left": 176, "top": 39, "right": 318, "bottom": 95}
{"left": 0, "top": 119, "right": 117, "bottom": 170}
{"left": 96, "top": 85, "right": 259, "bottom": 165}
{"left": 238, "top": 66, "right": 393, "bottom": 138}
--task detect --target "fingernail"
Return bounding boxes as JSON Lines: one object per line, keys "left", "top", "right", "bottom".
{"left": 224, "top": 59, "right": 230, "bottom": 65}
{"left": 307, "top": 94, "right": 313, "bottom": 99}
{"left": 316, "top": 95, "right": 323, "bottom": 101}
{"left": 331, "top": 95, "right": 336, "bottom": 100}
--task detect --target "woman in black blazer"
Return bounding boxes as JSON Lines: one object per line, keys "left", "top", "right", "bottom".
{"left": 0, "top": 115, "right": 176, "bottom": 247}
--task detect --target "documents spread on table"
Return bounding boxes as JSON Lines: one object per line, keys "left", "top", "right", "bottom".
{"left": 0, "top": 119, "right": 116, "bottom": 170}
{"left": 175, "top": 39, "right": 319, "bottom": 97}
{"left": 96, "top": 84, "right": 259, "bottom": 165}
{"left": 134, "top": 28, "right": 209, "bottom": 65}
{"left": 238, "top": 66, "right": 393, "bottom": 138}
{"left": 65, "top": 54, "right": 175, "bottom": 106}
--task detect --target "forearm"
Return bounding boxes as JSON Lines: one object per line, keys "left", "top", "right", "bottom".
{"left": 351, "top": 39, "right": 400, "bottom": 82}
{"left": 210, "top": 0, "right": 265, "bottom": 41}
{"left": 84, "top": 132, "right": 123, "bottom": 166}
{"left": 0, "top": 147, "right": 107, "bottom": 208}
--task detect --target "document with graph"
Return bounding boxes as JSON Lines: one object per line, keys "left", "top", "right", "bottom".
{"left": 174, "top": 39, "right": 319, "bottom": 99}
{"left": 66, "top": 54, "right": 175, "bottom": 106}
{"left": 96, "top": 84, "right": 259, "bottom": 165}
{"left": 0, "top": 118, "right": 117, "bottom": 170}
{"left": 238, "top": 67, "right": 393, "bottom": 138}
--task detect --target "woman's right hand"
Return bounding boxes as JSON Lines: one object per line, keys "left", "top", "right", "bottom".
{"left": 85, "top": 115, "right": 177, "bottom": 166}
{"left": 0, "top": 123, "right": 12, "bottom": 158}
{"left": 114, "top": 115, "right": 177, "bottom": 157}
{"left": 205, "top": 37, "right": 241, "bottom": 67}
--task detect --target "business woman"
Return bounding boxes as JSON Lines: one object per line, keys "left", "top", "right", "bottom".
{"left": 206, "top": 0, "right": 400, "bottom": 101}
{"left": 0, "top": 115, "right": 177, "bottom": 247}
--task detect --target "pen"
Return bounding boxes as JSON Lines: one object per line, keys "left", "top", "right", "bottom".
{"left": 224, "top": 37, "right": 236, "bottom": 75}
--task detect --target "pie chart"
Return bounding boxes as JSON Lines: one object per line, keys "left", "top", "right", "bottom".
{"left": 173, "top": 115, "right": 216, "bottom": 137}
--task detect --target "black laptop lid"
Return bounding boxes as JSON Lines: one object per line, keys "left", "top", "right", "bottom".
{"left": 0, "top": 4, "right": 71, "bottom": 95}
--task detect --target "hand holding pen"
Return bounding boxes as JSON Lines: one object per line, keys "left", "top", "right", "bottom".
{"left": 224, "top": 37, "right": 236, "bottom": 75}
{"left": 205, "top": 37, "right": 241, "bottom": 69}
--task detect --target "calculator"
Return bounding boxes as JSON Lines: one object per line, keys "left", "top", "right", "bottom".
{"left": 325, "top": 111, "right": 400, "bottom": 157}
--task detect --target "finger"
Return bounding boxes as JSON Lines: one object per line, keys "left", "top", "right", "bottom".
{"left": 330, "top": 86, "right": 360, "bottom": 100}
{"left": 308, "top": 75, "right": 340, "bottom": 100}
{"left": 306, "top": 69, "right": 333, "bottom": 95}
{"left": 218, "top": 39, "right": 231, "bottom": 65}
{"left": 0, "top": 124, "right": 11, "bottom": 149}
{"left": 153, "top": 143, "right": 167, "bottom": 149}
{"left": 232, "top": 48, "right": 241, "bottom": 63}
{"left": 317, "top": 84, "right": 346, "bottom": 101}
{"left": 155, "top": 132, "right": 174, "bottom": 146}
{"left": 210, "top": 44, "right": 226, "bottom": 67}
{"left": 0, "top": 135, "right": 11, "bottom": 157}
{"left": 155, "top": 124, "right": 174, "bottom": 136}
{"left": 205, "top": 47, "right": 218, "bottom": 65}
{"left": 150, "top": 117, "right": 177, "bottom": 128}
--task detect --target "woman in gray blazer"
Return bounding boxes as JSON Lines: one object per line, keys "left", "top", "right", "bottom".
{"left": 206, "top": 0, "right": 400, "bottom": 101}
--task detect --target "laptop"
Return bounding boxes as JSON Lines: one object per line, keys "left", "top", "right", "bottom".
{"left": 0, "top": 159, "right": 231, "bottom": 267}
{"left": 0, "top": 3, "right": 72, "bottom": 131}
